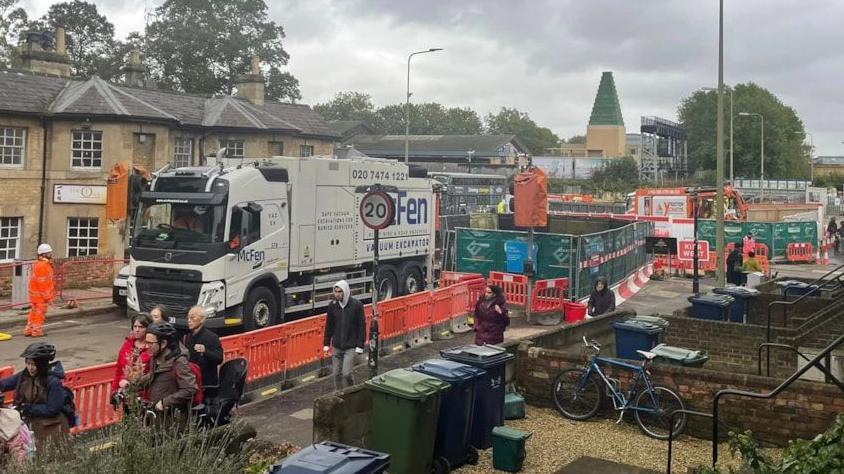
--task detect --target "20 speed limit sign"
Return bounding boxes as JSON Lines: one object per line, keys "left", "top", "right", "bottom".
{"left": 360, "top": 191, "right": 395, "bottom": 230}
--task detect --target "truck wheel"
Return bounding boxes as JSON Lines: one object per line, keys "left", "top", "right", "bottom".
{"left": 375, "top": 267, "right": 397, "bottom": 300}
{"left": 243, "top": 286, "right": 277, "bottom": 331}
{"left": 400, "top": 264, "right": 424, "bottom": 295}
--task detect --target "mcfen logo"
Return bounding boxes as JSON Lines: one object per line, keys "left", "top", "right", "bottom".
{"left": 466, "top": 241, "right": 490, "bottom": 257}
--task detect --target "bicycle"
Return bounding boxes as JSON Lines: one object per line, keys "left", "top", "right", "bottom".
{"left": 551, "top": 337, "right": 687, "bottom": 440}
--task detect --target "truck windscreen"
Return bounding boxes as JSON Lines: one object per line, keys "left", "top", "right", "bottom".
{"left": 133, "top": 201, "right": 226, "bottom": 249}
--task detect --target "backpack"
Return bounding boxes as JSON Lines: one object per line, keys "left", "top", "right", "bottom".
{"left": 172, "top": 356, "right": 204, "bottom": 406}
{"left": 61, "top": 385, "right": 79, "bottom": 428}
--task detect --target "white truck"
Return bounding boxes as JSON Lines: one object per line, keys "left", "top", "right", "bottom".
{"left": 125, "top": 155, "right": 436, "bottom": 331}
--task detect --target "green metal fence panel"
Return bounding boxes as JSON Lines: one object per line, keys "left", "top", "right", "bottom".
{"left": 536, "top": 234, "right": 575, "bottom": 280}
{"left": 773, "top": 221, "right": 818, "bottom": 256}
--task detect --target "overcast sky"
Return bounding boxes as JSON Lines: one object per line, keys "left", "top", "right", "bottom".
{"left": 19, "top": 0, "right": 844, "bottom": 155}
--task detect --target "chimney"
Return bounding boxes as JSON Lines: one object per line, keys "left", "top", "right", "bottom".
{"left": 235, "top": 56, "right": 265, "bottom": 106}
{"left": 18, "top": 28, "right": 72, "bottom": 78}
{"left": 123, "top": 49, "right": 147, "bottom": 88}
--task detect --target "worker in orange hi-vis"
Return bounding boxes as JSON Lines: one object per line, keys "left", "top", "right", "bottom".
{"left": 25, "top": 244, "right": 55, "bottom": 337}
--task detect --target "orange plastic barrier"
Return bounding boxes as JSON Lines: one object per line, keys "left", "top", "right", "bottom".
{"left": 283, "top": 315, "right": 325, "bottom": 373}
{"left": 405, "top": 292, "right": 432, "bottom": 331}
{"left": 430, "top": 286, "right": 454, "bottom": 325}
{"left": 0, "top": 365, "right": 13, "bottom": 405}
{"left": 530, "top": 278, "right": 569, "bottom": 313}
{"left": 439, "top": 271, "right": 484, "bottom": 288}
{"left": 753, "top": 243, "right": 768, "bottom": 258}
{"left": 65, "top": 362, "right": 122, "bottom": 433}
{"left": 786, "top": 243, "right": 814, "bottom": 262}
{"left": 451, "top": 282, "right": 471, "bottom": 316}
{"left": 241, "top": 325, "right": 287, "bottom": 382}
{"left": 488, "top": 272, "right": 528, "bottom": 307}
{"left": 377, "top": 297, "right": 407, "bottom": 341}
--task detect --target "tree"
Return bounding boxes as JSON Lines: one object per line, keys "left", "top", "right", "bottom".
{"left": 0, "top": 0, "right": 28, "bottom": 69}
{"left": 265, "top": 66, "right": 301, "bottom": 102}
{"left": 34, "top": 1, "right": 117, "bottom": 78}
{"left": 590, "top": 156, "right": 640, "bottom": 193}
{"left": 375, "top": 102, "right": 482, "bottom": 135}
{"left": 484, "top": 107, "right": 560, "bottom": 154}
{"left": 678, "top": 82, "right": 810, "bottom": 179}
{"left": 567, "top": 134, "right": 586, "bottom": 144}
{"left": 313, "top": 91, "right": 377, "bottom": 123}
{"left": 145, "top": 0, "right": 299, "bottom": 99}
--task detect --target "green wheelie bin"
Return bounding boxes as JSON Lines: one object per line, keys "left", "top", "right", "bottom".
{"left": 365, "top": 369, "right": 450, "bottom": 474}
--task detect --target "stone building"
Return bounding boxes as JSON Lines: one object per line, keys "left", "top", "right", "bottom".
{"left": 0, "top": 29, "right": 337, "bottom": 261}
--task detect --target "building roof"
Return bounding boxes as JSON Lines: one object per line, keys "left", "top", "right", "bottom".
{"left": 815, "top": 156, "right": 844, "bottom": 166}
{"left": 589, "top": 71, "right": 625, "bottom": 127}
{"left": 347, "top": 134, "right": 529, "bottom": 158}
{"left": 0, "top": 70, "right": 338, "bottom": 138}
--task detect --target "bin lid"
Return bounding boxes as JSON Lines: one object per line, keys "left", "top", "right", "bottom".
{"left": 364, "top": 369, "right": 450, "bottom": 400}
{"left": 629, "top": 315, "right": 669, "bottom": 329}
{"left": 687, "top": 294, "right": 735, "bottom": 307}
{"left": 274, "top": 441, "right": 390, "bottom": 473}
{"left": 776, "top": 280, "right": 817, "bottom": 289}
{"left": 712, "top": 287, "right": 760, "bottom": 297}
{"left": 411, "top": 359, "right": 486, "bottom": 383}
{"left": 440, "top": 344, "right": 516, "bottom": 368}
{"left": 611, "top": 320, "right": 663, "bottom": 335}
{"left": 491, "top": 426, "right": 533, "bottom": 441}
{"left": 650, "top": 343, "right": 708, "bottom": 362}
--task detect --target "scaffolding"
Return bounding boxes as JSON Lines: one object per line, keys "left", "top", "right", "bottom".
{"left": 640, "top": 116, "right": 688, "bottom": 183}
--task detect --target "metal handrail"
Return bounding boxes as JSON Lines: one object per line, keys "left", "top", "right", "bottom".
{"left": 712, "top": 332, "right": 844, "bottom": 467}
{"left": 666, "top": 409, "right": 713, "bottom": 474}
{"left": 764, "top": 261, "right": 844, "bottom": 374}
{"left": 756, "top": 342, "right": 844, "bottom": 390}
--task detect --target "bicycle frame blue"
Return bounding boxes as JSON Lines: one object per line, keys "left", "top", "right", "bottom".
{"left": 578, "top": 355, "right": 660, "bottom": 414}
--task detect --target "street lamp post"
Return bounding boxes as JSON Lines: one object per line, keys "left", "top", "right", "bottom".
{"left": 738, "top": 112, "right": 765, "bottom": 182}
{"left": 702, "top": 86, "right": 734, "bottom": 182}
{"left": 714, "top": 0, "right": 726, "bottom": 288}
{"left": 405, "top": 48, "right": 443, "bottom": 164}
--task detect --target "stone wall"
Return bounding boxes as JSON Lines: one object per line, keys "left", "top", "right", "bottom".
{"left": 313, "top": 385, "right": 373, "bottom": 449}
{"left": 517, "top": 344, "right": 844, "bottom": 446}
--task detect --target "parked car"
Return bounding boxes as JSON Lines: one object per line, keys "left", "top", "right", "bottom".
{"left": 113, "top": 265, "right": 129, "bottom": 308}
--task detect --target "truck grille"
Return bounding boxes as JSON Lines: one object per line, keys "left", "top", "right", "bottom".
{"left": 136, "top": 278, "right": 201, "bottom": 317}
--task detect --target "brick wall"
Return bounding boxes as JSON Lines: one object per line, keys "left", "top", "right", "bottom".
{"left": 745, "top": 293, "right": 832, "bottom": 327}
{"left": 0, "top": 256, "right": 122, "bottom": 299}
{"left": 517, "top": 344, "right": 844, "bottom": 446}
{"left": 663, "top": 314, "right": 797, "bottom": 378}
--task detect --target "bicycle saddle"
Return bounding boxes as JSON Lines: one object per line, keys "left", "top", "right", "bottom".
{"left": 637, "top": 350, "right": 657, "bottom": 360}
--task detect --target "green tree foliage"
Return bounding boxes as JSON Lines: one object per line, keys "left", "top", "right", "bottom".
{"left": 313, "top": 91, "right": 379, "bottom": 123}
{"left": 678, "top": 83, "right": 810, "bottom": 179}
{"left": 0, "top": 0, "right": 28, "bottom": 69}
{"left": 485, "top": 107, "right": 560, "bottom": 154}
{"left": 265, "top": 66, "right": 301, "bottom": 102}
{"left": 567, "top": 134, "right": 586, "bottom": 144}
{"left": 589, "top": 156, "right": 640, "bottom": 193}
{"left": 145, "top": 0, "right": 298, "bottom": 99}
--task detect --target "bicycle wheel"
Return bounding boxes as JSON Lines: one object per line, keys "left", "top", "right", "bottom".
{"left": 633, "top": 386, "right": 687, "bottom": 440}
{"left": 551, "top": 369, "right": 602, "bottom": 420}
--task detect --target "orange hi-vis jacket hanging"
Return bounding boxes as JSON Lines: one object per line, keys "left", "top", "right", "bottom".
{"left": 514, "top": 166, "right": 548, "bottom": 227}
{"left": 29, "top": 256, "right": 55, "bottom": 304}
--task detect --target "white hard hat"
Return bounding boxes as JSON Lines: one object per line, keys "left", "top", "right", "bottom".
{"left": 37, "top": 243, "right": 53, "bottom": 255}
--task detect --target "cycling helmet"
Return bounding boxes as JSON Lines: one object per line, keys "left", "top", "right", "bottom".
{"left": 21, "top": 342, "right": 56, "bottom": 361}
{"left": 147, "top": 321, "right": 178, "bottom": 341}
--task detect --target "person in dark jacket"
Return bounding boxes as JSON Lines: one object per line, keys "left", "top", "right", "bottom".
{"left": 473, "top": 285, "right": 509, "bottom": 345}
{"left": 587, "top": 276, "right": 616, "bottom": 317}
{"left": 132, "top": 322, "right": 197, "bottom": 425}
{"left": 0, "top": 342, "right": 71, "bottom": 450}
{"left": 184, "top": 306, "right": 224, "bottom": 400}
{"left": 726, "top": 243, "right": 745, "bottom": 286}
{"left": 323, "top": 280, "right": 365, "bottom": 390}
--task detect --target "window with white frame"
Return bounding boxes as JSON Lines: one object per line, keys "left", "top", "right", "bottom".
{"left": 173, "top": 137, "right": 193, "bottom": 167}
{"left": 219, "top": 139, "right": 244, "bottom": 159}
{"left": 299, "top": 144, "right": 314, "bottom": 157}
{"left": 0, "top": 127, "right": 25, "bottom": 166}
{"left": 71, "top": 130, "right": 103, "bottom": 168}
{"left": 0, "top": 217, "right": 21, "bottom": 260}
{"left": 67, "top": 217, "right": 99, "bottom": 257}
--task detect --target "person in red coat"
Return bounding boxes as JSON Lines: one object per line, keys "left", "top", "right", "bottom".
{"left": 473, "top": 285, "right": 509, "bottom": 345}
{"left": 110, "top": 313, "right": 152, "bottom": 405}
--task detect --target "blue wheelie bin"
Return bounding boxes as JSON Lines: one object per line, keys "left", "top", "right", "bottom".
{"left": 611, "top": 319, "right": 664, "bottom": 359}
{"left": 412, "top": 359, "right": 486, "bottom": 468}
{"left": 712, "top": 287, "right": 759, "bottom": 323}
{"left": 440, "top": 344, "right": 515, "bottom": 449}
{"left": 687, "top": 294, "right": 734, "bottom": 321}
{"left": 269, "top": 441, "right": 390, "bottom": 473}
{"left": 779, "top": 280, "right": 821, "bottom": 299}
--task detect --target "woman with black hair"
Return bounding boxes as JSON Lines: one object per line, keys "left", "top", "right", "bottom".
{"left": 473, "top": 285, "right": 510, "bottom": 345}
{"left": 0, "top": 342, "right": 72, "bottom": 449}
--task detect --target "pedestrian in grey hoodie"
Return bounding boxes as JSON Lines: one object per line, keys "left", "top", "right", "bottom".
{"left": 323, "top": 280, "right": 366, "bottom": 390}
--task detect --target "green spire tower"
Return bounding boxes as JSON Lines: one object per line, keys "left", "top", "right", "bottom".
{"left": 589, "top": 71, "right": 624, "bottom": 126}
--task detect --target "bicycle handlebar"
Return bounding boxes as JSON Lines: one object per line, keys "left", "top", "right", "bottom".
{"left": 582, "top": 336, "right": 601, "bottom": 352}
